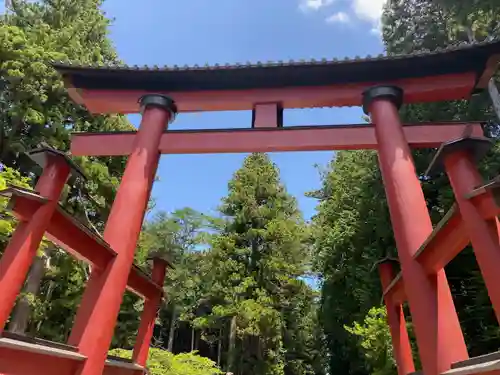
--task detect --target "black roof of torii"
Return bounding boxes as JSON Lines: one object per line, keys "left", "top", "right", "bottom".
{"left": 52, "top": 39, "right": 500, "bottom": 93}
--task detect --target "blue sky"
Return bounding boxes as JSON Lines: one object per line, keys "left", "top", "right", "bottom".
{"left": 99, "top": 0, "right": 387, "bottom": 220}
{"left": 4, "top": 0, "right": 386, "bottom": 220}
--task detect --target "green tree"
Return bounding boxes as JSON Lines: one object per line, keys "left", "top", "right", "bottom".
{"left": 0, "top": 166, "right": 30, "bottom": 247}
{"left": 311, "top": 150, "right": 393, "bottom": 375}
{"left": 315, "top": 2, "right": 500, "bottom": 374}
{"left": 345, "top": 307, "right": 396, "bottom": 375}
{"left": 137, "top": 208, "right": 211, "bottom": 352}
{"left": 109, "top": 348, "right": 222, "bottom": 375}
{"left": 382, "top": 0, "right": 500, "bottom": 357}
{"left": 0, "top": 0, "right": 134, "bottom": 338}
{"left": 196, "top": 153, "right": 322, "bottom": 375}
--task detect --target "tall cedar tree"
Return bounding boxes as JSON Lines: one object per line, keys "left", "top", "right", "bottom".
{"left": 0, "top": 0, "right": 134, "bottom": 340}
{"left": 199, "top": 153, "right": 325, "bottom": 375}
{"left": 315, "top": 1, "right": 500, "bottom": 374}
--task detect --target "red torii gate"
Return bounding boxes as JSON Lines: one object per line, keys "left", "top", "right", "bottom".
{"left": 0, "top": 40, "right": 500, "bottom": 375}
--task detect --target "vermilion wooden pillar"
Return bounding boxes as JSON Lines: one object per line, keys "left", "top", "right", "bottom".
{"left": 443, "top": 148, "right": 500, "bottom": 323}
{"left": 378, "top": 261, "right": 415, "bottom": 375}
{"left": 132, "top": 257, "right": 170, "bottom": 366}
{"left": 69, "top": 94, "right": 177, "bottom": 375}
{"left": 0, "top": 155, "right": 70, "bottom": 331}
{"left": 363, "top": 86, "right": 468, "bottom": 375}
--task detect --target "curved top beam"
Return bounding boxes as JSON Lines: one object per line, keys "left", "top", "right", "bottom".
{"left": 53, "top": 40, "right": 500, "bottom": 114}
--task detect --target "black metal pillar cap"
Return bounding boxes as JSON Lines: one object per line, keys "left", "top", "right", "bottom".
{"left": 362, "top": 85, "right": 404, "bottom": 115}
{"left": 139, "top": 94, "right": 178, "bottom": 123}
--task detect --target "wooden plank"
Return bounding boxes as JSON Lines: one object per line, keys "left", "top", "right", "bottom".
{"left": 70, "top": 122, "right": 485, "bottom": 157}
{"left": 73, "top": 73, "right": 476, "bottom": 113}
{"left": 442, "top": 359, "right": 500, "bottom": 375}
{"left": 453, "top": 352, "right": 500, "bottom": 370}
{"left": 4, "top": 193, "right": 162, "bottom": 300}
{"left": 0, "top": 337, "right": 86, "bottom": 361}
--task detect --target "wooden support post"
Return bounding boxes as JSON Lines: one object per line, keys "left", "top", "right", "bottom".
{"left": 444, "top": 149, "right": 500, "bottom": 324}
{"left": 363, "top": 86, "right": 468, "bottom": 375}
{"left": 68, "top": 94, "right": 177, "bottom": 375}
{"left": 251, "top": 103, "right": 282, "bottom": 128}
{"left": 132, "top": 257, "right": 170, "bottom": 366}
{"left": 379, "top": 261, "right": 415, "bottom": 375}
{"left": 0, "top": 154, "right": 70, "bottom": 331}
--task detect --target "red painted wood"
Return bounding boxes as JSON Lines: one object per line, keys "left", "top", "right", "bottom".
{"left": 0, "top": 156, "right": 70, "bottom": 332}
{"left": 70, "top": 122, "right": 485, "bottom": 157}
{"left": 379, "top": 262, "right": 415, "bottom": 375}
{"left": 0, "top": 346, "right": 82, "bottom": 375}
{"left": 383, "top": 275, "right": 406, "bottom": 306}
{"left": 127, "top": 266, "right": 163, "bottom": 300}
{"left": 416, "top": 210, "right": 469, "bottom": 274}
{"left": 72, "top": 73, "right": 475, "bottom": 114}
{"left": 0, "top": 345, "right": 144, "bottom": 375}
{"left": 8, "top": 197, "right": 162, "bottom": 300}
{"left": 132, "top": 259, "right": 168, "bottom": 366}
{"left": 369, "top": 97, "right": 468, "bottom": 375}
{"left": 381, "top": 194, "right": 500, "bottom": 305}
{"left": 469, "top": 192, "right": 500, "bottom": 220}
{"left": 444, "top": 151, "right": 500, "bottom": 324}
{"left": 253, "top": 103, "right": 279, "bottom": 128}
{"left": 70, "top": 104, "right": 170, "bottom": 375}
{"left": 46, "top": 209, "right": 114, "bottom": 269}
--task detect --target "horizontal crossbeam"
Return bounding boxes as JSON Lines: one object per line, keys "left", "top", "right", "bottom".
{"left": 5, "top": 190, "right": 162, "bottom": 300}
{"left": 70, "top": 73, "right": 476, "bottom": 113}
{"left": 384, "top": 179, "right": 500, "bottom": 305}
{"left": 70, "top": 122, "right": 484, "bottom": 156}
{"left": 0, "top": 334, "right": 145, "bottom": 375}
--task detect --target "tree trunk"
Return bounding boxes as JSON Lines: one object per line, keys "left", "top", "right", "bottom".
{"left": 36, "top": 280, "right": 55, "bottom": 334}
{"left": 488, "top": 78, "right": 500, "bottom": 121}
{"left": 217, "top": 329, "right": 222, "bottom": 367}
{"left": 167, "top": 305, "right": 177, "bottom": 352}
{"left": 227, "top": 315, "right": 237, "bottom": 373}
{"left": 9, "top": 246, "right": 53, "bottom": 334}
{"left": 191, "top": 326, "right": 195, "bottom": 352}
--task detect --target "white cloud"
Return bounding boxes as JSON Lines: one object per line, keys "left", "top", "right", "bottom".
{"left": 351, "top": 0, "right": 386, "bottom": 24}
{"left": 326, "top": 11, "right": 351, "bottom": 24}
{"left": 299, "top": 0, "right": 335, "bottom": 12}
{"left": 349, "top": 0, "right": 386, "bottom": 35}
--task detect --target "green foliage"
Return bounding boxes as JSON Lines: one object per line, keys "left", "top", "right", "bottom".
{"left": 109, "top": 348, "right": 222, "bottom": 375}
{"left": 8, "top": 2, "right": 500, "bottom": 375}
{"left": 382, "top": 0, "right": 500, "bottom": 357}
{"left": 0, "top": 166, "right": 30, "bottom": 246}
{"left": 315, "top": 2, "right": 500, "bottom": 374}
{"left": 0, "top": 0, "right": 133, "bottom": 227}
{"left": 0, "top": 2, "right": 326, "bottom": 374}
{"left": 311, "top": 150, "right": 393, "bottom": 375}
{"left": 0, "top": 0, "right": 133, "bottom": 340}
{"left": 192, "top": 153, "right": 324, "bottom": 375}
{"left": 345, "top": 307, "right": 396, "bottom": 375}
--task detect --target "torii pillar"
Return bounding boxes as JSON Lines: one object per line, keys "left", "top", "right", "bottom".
{"left": 378, "top": 259, "right": 415, "bottom": 375}
{"left": 363, "top": 86, "right": 468, "bottom": 375}
{"left": 68, "top": 94, "right": 177, "bottom": 375}
{"left": 439, "top": 138, "right": 500, "bottom": 323}
{"left": 132, "top": 254, "right": 173, "bottom": 366}
{"left": 0, "top": 154, "right": 70, "bottom": 331}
